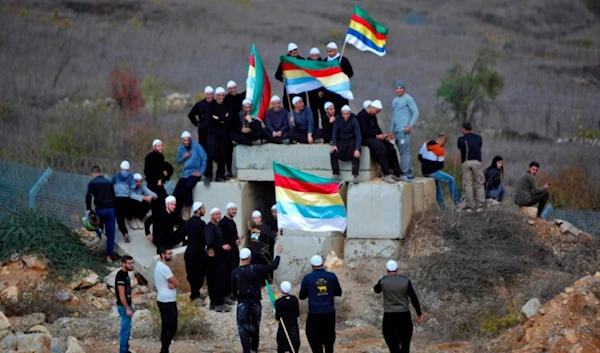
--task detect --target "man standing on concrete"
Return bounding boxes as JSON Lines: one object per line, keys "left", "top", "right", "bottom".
{"left": 144, "top": 139, "right": 173, "bottom": 211}
{"left": 207, "top": 87, "right": 232, "bottom": 184}
{"left": 330, "top": 105, "right": 362, "bottom": 183}
{"left": 145, "top": 196, "right": 185, "bottom": 251}
{"left": 457, "top": 122, "right": 484, "bottom": 212}
{"left": 268, "top": 204, "right": 280, "bottom": 236}
{"left": 128, "top": 173, "right": 157, "bottom": 229}
{"left": 183, "top": 202, "right": 207, "bottom": 304}
{"left": 307, "top": 47, "right": 324, "bottom": 127}
{"left": 322, "top": 102, "right": 337, "bottom": 144}
{"left": 225, "top": 80, "right": 246, "bottom": 178}
{"left": 265, "top": 95, "right": 290, "bottom": 144}
{"left": 275, "top": 43, "right": 306, "bottom": 112}
{"left": 219, "top": 202, "right": 242, "bottom": 302}
{"left": 300, "top": 255, "right": 343, "bottom": 353}
{"left": 188, "top": 86, "right": 214, "bottom": 151}
{"left": 86, "top": 166, "right": 117, "bottom": 263}
{"left": 231, "top": 99, "right": 264, "bottom": 146}
{"left": 155, "top": 246, "right": 179, "bottom": 353}
{"left": 373, "top": 260, "right": 423, "bottom": 353}
{"left": 112, "top": 160, "right": 135, "bottom": 243}
{"left": 324, "top": 42, "right": 353, "bottom": 112}
{"left": 115, "top": 255, "right": 135, "bottom": 353}
{"left": 289, "top": 96, "right": 322, "bottom": 144}
{"left": 276, "top": 281, "right": 301, "bottom": 353}
{"left": 391, "top": 80, "right": 419, "bottom": 181}
{"left": 231, "top": 244, "right": 283, "bottom": 353}
{"left": 173, "top": 131, "right": 207, "bottom": 217}
{"left": 515, "top": 161, "right": 551, "bottom": 218}
{"left": 418, "top": 133, "right": 461, "bottom": 210}
{"left": 205, "top": 207, "right": 232, "bottom": 312}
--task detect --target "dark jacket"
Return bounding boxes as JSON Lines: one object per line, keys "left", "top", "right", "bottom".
{"left": 225, "top": 92, "right": 246, "bottom": 118}
{"left": 275, "top": 295, "right": 300, "bottom": 328}
{"left": 86, "top": 175, "right": 115, "bottom": 211}
{"left": 234, "top": 111, "right": 263, "bottom": 133}
{"left": 219, "top": 216, "right": 240, "bottom": 270}
{"left": 231, "top": 256, "right": 281, "bottom": 303}
{"left": 299, "top": 268, "right": 342, "bottom": 314}
{"left": 373, "top": 275, "right": 422, "bottom": 314}
{"left": 265, "top": 108, "right": 290, "bottom": 133}
{"left": 248, "top": 223, "right": 277, "bottom": 258}
{"left": 457, "top": 133, "right": 482, "bottom": 163}
{"left": 207, "top": 100, "right": 233, "bottom": 130}
{"left": 182, "top": 216, "right": 206, "bottom": 255}
{"left": 205, "top": 222, "right": 225, "bottom": 255}
{"left": 144, "top": 208, "right": 183, "bottom": 239}
{"left": 144, "top": 151, "right": 173, "bottom": 187}
{"left": 326, "top": 55, "right": 353, "bottom": 78}
{"left": 418, "top": 140, "right": 445, "bottom": 175}
{"left": 356, "top": 109, "right": 383, "bottom": 140}
{"left": 188, "top": 99, "right": 211, "bottom": 129}
{"left": 331, "top": 114, "right": 361, "bottom": 150}
{"left": 485, "top": 167, "right": 502, "bottom": 190}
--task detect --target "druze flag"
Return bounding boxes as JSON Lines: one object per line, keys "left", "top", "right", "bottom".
{"left": 246, "top": 44, "right": 271, "bottom": 121}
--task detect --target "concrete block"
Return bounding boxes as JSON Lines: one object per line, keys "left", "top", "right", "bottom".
{"left": 344, "top": 239, "right": 400, "bottom": 264}
{"left": 422, "top": 177, "right": 437, "bottom": 211}
{"left": 235, "top": 144, "right": 377, "bottom": 182}
{"left": 346, "top": 181, "right": 413, "bottom": 239}
{"left": 411, "top": 178, "right": 437, "bottom": 214}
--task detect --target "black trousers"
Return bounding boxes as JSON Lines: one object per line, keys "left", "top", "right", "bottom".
{"left": 153, "top": 228, "right": 186, "bottom": 254}
{"left": 363, "top": 138, "right": 401, "bottom": 176}
{"left": 207, "top": 128, "right": 228, "bottom": 180}
{"left": 518, "top": 190, "right": 550, "bottom": 217}
{"left": 237, "top": 301, "right": 262, "bottom": 353}
{"left": 198, "top": 127, "right": 208, "bottom": 151}
{"left": 184, "top": 251, "right": 206, "bottom": 301}
{"left": 382, "top": 312, "right": 413, "bottom": 353}
{"left": 264, "top": 128, "right": 289, "bottom": 144}
{"left": 307, "top": 89, "right": 324, "bottom": 129}
{"left": 206, "top": 255, "right": 227, "bottom": 306}
{"left": 289, "top": 128, "right": 323, "bottom": 144}
{"left": 115, "top": 197, "right": 131, "bottom": 235}
{"left": 306, "top": 312, "right": 336, "bottom": 353}
{"left": 321, "top": 117, "right": 334, "bottom": 144}
{"left": 148, "top": 184, "right": 168, "bottom": 213}
{"left": 157, "top": 301, "right": 178, "bottom": 353}
{"left": 331, "top": 139, "right": 359, "bottom": 176}
{"left": 230, "top": 130, "right": 264, "bottom": 146}
{"left": 173, "top": 175, "right": 200, "bottom": 215}
{"left": 277, "top": 323, "right": 300, "bottom": 353}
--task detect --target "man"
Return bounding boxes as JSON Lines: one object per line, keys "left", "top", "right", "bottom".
{"left": 128, "top": 173, "right": 157, "bottom": 229}
{"left": 322, "top": 102, "right": 337, "bottom": 144}
{"left": 112, "top": 160, "right": 135, "bottom": 243}
{"left": 187, "top": 86, "right": 214, "bottom": 150}
{"left": 248, "top": 210, "right": 277, "bottom": 266}
{"left": 418, "top": 133, "right": 461, "bottom": 210}
{"left": 230, "top": 99, "right": 264, "bottom": 146}
{"left": 323, "top": 42, "right": 354, "bottom": 112}
{"left": 86, "top": 166, "right": 116, "bottom": 263}
{"left": 330, "top": 105, "right": 361, "bottom": 183}
{"left": 155, "top": 247, "right": 179, "bottom": 353}
{"left": 205, "top": 207, "right": 232, "bottom": 312}
{"left": 300, "top": 255, "right": 342, "bottom": 353}
{"left": 357, "top": 100, "right": 402, "bottom": 183}
{"left": 225, "top": 80, "right": 246, "bottom": 178}
{"left": 264, "top": 95, "right": 290, "bottom": 144}
{"left": 275, "top": 42, "right": 306, "bottom": 112}
{"left": 307, "top": 47, "right": 324, "bottom": 127}
{"left": 231, "top": 244, "right": 283, "bottom": 353}
{"left": 457, "top": 122, "right": 484, "bottom": 212}
{"left": 145, "top": 196, "right": 185, "bottom": 251}
{"left": 391, "top": 80, "right": 419, "bottom": 181}
{"left": 268, "top": 204, "right": 280, "bottom": 236}
{"left": 363, "top": 100, "right": 372, "bottom": 110}
{"left": 144, "top": 139, "right": 173, "bottom": 209}
{"left": 207, "top": 87, "right": 232, "bottom": 184}
{"left": 289, "top": 96, "right": 322, "bottom": 144}
{"left": 183, "top": 202, "right": 207, "bottom": 304}
{"left": 373, "top": 260, "right": 423, "bottom": 353}
{"left": 173, "top": 131, "right": 207, "bottom": 217}
{"left": 219, "top": 202, "right": 242, "bottom": 303}
{"left": 275, "top": 281, "right": 300, "bottom": 353}
{"left": 115, "top": 255, "right": 135, "bottom": 353}
{"left": 515, "top": 161, "right": 551, "bottom": 218}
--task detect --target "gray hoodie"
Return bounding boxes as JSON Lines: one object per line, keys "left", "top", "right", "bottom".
{"left": 112, "top": 171, "right": 135, "bottom": 198}
{"left": 129, "top": 184, "right": 158, "bottom": 202}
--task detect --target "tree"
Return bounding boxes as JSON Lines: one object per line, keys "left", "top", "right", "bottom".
{"left": 436, "top": 48, "right": 505, "bottom": 124}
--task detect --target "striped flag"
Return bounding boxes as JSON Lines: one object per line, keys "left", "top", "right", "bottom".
{"left": 274, "top": 161, "right": 347, "bottom": 232}
{"left": 280, "top": 56, "right": 353, "bottom": 100}
{"left": 344, "top": 5, "right": 389, "bottom": 57}
{"left": 246, "top": 44, "right": 272, "bottom": 121}
{"left": 266, "top": 280, "right": 278, "bottom": 311}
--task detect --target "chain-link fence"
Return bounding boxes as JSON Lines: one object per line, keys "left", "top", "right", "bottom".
{"left": 550, "top": 209, "right": 600, "bottom": 237}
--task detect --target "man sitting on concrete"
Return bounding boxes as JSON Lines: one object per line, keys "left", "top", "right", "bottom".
{"left": 173, "top": 131, "right": 207, "bottom": 217}
{"left": 128, "top": 173, "right": 157, "bottom": 229}
{"left": 112, "top": 160, "right": 135, "bottom": 243}
{"left": 264, "top": 95, "right": 290, "bottom": 144}
{"left": 288, "top": 96, "right": 322, "bottom": 144}
{"left": 330, "top": 105, "right": 361, "bottom": 183}
{"left": 322, "top": 101, "right": 337, "bottom": 144}
{"left": 145, "top": 196, "right": 185, "bottom": 252}
{"left": 230, "top": 98, "right": 264, "bottom": 146}
{"left": 515, "top": 161, "right": 551, "bottom": 218}
{"left": 418, "top": 133, "right": 461, "bottom": 210}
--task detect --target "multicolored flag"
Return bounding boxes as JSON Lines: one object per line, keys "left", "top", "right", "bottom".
{"left": 246, "top": 44, "right": 272, "bottom": 121}
{"left": 266, "top": 280, "right": 278, "bottom": 311}
{"left": 344, "top": 5, "right": 389, "bottom": 57}
{"left": 274, "top": 161, "right": 347, "bottom": 232}
{"left": 280, "top": 56, "right": 353, "bottom": 100}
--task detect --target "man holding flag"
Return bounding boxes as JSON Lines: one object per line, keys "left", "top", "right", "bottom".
{"left": 323, "top": 42, "right": 354, "bottom": 112}
{"left": 275, "top": 43, "right": 306, "bottom": 112}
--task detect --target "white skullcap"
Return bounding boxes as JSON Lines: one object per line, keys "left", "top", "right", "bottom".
{"left": 280, "top": 281, "right": 292, "bottom": 294}
{"left": 226, "top": 202, "right": 237, "bottom": 210}
{"left": 251, "top": 210, "right": 262, "bottom": 218}
{"left": 192, "top": 201, "right": 203, "bottom": 214}
{"left": 242, "top": 98, "right": 252, "bottom": 106}
{"left": 120, "top": 160, "right": 130, "bottom": 170}
{"left": 209, "top": 207, "right": 220, "bottom": 216}
{"left": 204, "top": 86, "right": 214, "bottom": 94}
{"left": 215, "top": 87, "right": 226, "bottom": 95}
{"left": 239, "top": 248, "right": 251, "bottom": 260}
{"left": 292, "top": 96, "right": 302, "bottom": 105}
{"left": 362, "top": 100, "right": 372, "bottom": 109}
{"left": 386, "top": 260, "right": 398, "bottom": 272}
{"left": 309, "top": 47, "right": 320, "bottom": 55}
{"left": 341, "top": 105, "right": 351, "bottom": 112}
{"left": 370, "top": 100, "right": 383, "bottom": 110}
{"left": 271, "top": 204, "right": 277, "bottom": 211}
{"left": 326, "top": 42, "right": 338, "bottom": 50}
{"left": 270, "top": 95, "right": 281, "bottom": 103}
{"left": 133, "top": 173, "right": 143, "bottom": 180}
{"left": 227, "top": 80, "right": 237, "bottom": 88}
{"left": 152, "top": 139, "right": 162, "bottom": 148}
{"left": 324, "top": 101, "right": 334, "bottom": 110}
{"left": 310, "top": 255, "right": 323, "bottom": 267}
{"left": 287, "top": 42, "right": 298, "bottom": 52}
{"left": 181, "top": 131, "right": 192, "bottom": 139}
{"left": 165, "top": 195, "right": 176, "bottom": 205}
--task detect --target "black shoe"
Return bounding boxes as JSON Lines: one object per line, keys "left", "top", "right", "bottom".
{"left": 209, "top": 303, "right": 215, "bottom": 310}
{"left": 204, "top": 178, "right": 211, "bottom": 187}
{"left": 225, "top": 172, "right": 233, "bottom": 179}
{"left": 215, "top": 177, "right": 224, "bottom": 182}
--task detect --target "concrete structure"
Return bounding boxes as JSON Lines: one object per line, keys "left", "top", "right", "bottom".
{"left": 344, "top": 239, "right": 401, "bottom": 264}
{"left": 412, "top": 177, "right": 438, "bottom": 214}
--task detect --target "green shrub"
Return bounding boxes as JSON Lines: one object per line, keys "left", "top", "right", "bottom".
{"left": 481, "top": 304, "right": 520, "bottom": 337}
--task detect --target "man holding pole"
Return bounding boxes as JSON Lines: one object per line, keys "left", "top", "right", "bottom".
{"left": 275, "top": 43, "right": 306, "bottom": 112}
{"left": 323, "top": 42, "right": 354, "bottom": 112}
{"left": 276, "top": 281, "right": 301, "bottom": 353}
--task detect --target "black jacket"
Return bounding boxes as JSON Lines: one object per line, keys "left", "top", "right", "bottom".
{"left": 143, "top": 151, "right": 173, "bottom": 187}
{"left": 327, "top": 56, "right": 353, "bottom": 78}
{"left": 183, "top": 216, "right": 206, "bottom": 255}
{"left": 331, "top": 114, "right": 362, "bottom": 150}
{"left": 485, "top": 167, "right": 502, "bottom": 190}
{"left": 207, "top": 100, "right": 233, "bottom": 130}
{"left": 457, "top": 133, "right": 482, "bottom": 163}
{"left": 219, "top": 216, "right": 240, "bottom": 269}
{"left": 231, "top": 256, "right": 281, "bottom": 303}
{"left": 86, "top": 175, "right": 115, "bottom": 211}
{"left": 225, "top": 92, "right": 246, "bottom": 118}
{"left": 144, "top": 208, "right": 183, "bottom": 238}
{"left": 205, "top": 222, "right": 225, "bottom": 255}
{"left": 188, "top": 99, "right": 211, "bottom": 129}
{"left": 234, "top": 111, "right": 263, "bottom": 133}
{"left": 356, "top": 109, "right": 383, "bottom": 140}
{"left": 248, "top": 223, "right": 277, "bottom": 258}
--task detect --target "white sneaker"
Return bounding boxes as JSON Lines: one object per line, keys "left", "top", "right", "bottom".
{"left": 382, "top": 175, "right": 395, "bottom": 183}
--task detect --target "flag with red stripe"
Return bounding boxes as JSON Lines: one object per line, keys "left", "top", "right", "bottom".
{"left": 246, "top": 44, "right": 271, "bottom": 121}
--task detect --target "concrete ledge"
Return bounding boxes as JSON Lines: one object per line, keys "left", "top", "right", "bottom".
{"left": 344, "top": 239, "right": 400, "bottom": 264}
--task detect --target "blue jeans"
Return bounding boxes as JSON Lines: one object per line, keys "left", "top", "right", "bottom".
{"left": 425, "top": 170, "right": 461, "bottom": 208}
{"left": 486, "top": 184, "right": 505, "bottom": 202}
{"left": 96, "top": 208, "right": 116, "bottom": 256}
{"left": 394, "top": 131, "right": 413, "bottom": 176}
{"left": 117, "top": 305, "right": 132, "bottom": 353}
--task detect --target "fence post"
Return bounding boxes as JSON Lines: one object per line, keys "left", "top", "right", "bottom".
{"left": 28, "top": 168, "right": 53, "bottom": 209}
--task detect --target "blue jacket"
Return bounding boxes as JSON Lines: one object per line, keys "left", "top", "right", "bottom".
{"left": 266, "top": 108, "right": 290, "bottom": 133}
{"left": 111, "top": 171, "right": 135, "bottom": 198}
{"left": 299, "top": 268, "right": 342, "bottom": 314}
{"left": 289, "top": 108, "right": 315, "bottom": 134}
{"left": 176, "top": 141, "right": 207, "bottom": 178}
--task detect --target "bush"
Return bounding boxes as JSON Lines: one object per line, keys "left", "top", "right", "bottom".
{"left": 481, "top": 303, "right": 520, "bottom": 337}
{"left": 107, "top": 66, "right": 144, "bottom": 116}
{"left": 141, "top": 74, "right": 168, "bottom": 118}
{"left": 539, "top": 165, "right": 600, "bottom": 210}
{"left": 147, "top": 295, "right": 207, "bottom": 338}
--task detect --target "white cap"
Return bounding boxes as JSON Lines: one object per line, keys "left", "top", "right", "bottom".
{"left": 310, "top": 255, "right": 323, "bottom": 267}
{"left": 209, "top": 207, "right": 220, "bottom": 216}
{"left": 371, "top": 100, "right": 383, "bottom": 110}
{"left": 152, "top": 139, "right": 162, "bottom": 148}
{"left": 288, "top": 42, "right": 298, "bottom": 52}
{"left": 181, "top": 131, "right": 192, "bottom": 139}
{"left": 227, "top": 80, "right": 237, "bottom": 89}
{"left": 326, "top": 42, "right": 338, "bottom": 50}
{"left": 204, "top": 86, "right": 214, "bottom": 94}
{"left": 271, "top": 204, "right": 277, "bottom": 211}
{"left": 242, "top": 98, "right": 252, "bottom": 106}
{"left": 341, "top": 105, "right": 351, "bottom": 112}
{"left": 292, "top": 96, "right": 302, "bottom": 105}
{"left": 251, "top": 210, "right": 262, "bottom": 218}
{"left": 270, "top": 95, "right": 281, "bottom": 103}
{"left": 362, "top": 100, "right": 372, "bottom": 109}
{"left": 215, "top": 87, "right": 226, "bottom": 95}
{"left": 386, "top": 260, "right": 398, "bottom": 272}
{"left": 239, "top": 248, "right": 252, "bottom": 260}
{"left": 165, "top": 195, "right": 176, "bottom": 205}
{"left": 280, "top": 281, "right": 292, "bottom": 294}
{"left": 309, "top": 47, "right": 320, "bottom": 55}
{"left": 324, "top": 101, "right": 334, "bottom": 110}
{"left": 192, "top": 201, "right": 203, "bottom": 214}
{"left": 226, "top": 202, "right": 237, "bottom": 210}
{"left": 133, "top": 173, "right": 143, "bottom": 181}
{"left": 120, "top": 160, "right": 130, "bottom": 170}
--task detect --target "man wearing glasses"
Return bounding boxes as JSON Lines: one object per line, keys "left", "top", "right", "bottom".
{"left": 115, "top": 255, "right": 135, "bottom": 353}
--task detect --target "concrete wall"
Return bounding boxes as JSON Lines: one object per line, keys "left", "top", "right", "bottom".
{"left": 344, "top": 239, "right": 400, "bottom": 265}
{"left": 411, "top": 177, "right": 437, "bottom": 214}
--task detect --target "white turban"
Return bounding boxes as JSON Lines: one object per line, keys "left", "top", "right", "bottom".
{"left": 370, "top": 100, "right": 383, "bottom": 110}
{"left": 309, "top": 47, "right": 320, "bottom": 55}
{"left": 251, "top": 210, "right": 262, "bottom": 218}
{"left": 292, "top": 96, "right": 302, "bottom": 105}
{"left": 280, "top": 281, "right": 292, "bottom": 294}
{"left": 133, "top": 173, "right": 143, "bottom": 181}
{"left": 386, "top": 260, "right": 398, "bottom": 272}
{"left": 226, "top": 202, "right": 237, "bottom": 210}
{"left": 209, "top": 207, "right": 220, "bottom": 216}
{"left": 192, "top": 201, "right": 203, "bottom": 214}
{"left": 341, "top": 105, "right": 351, "bottom": 112}
{"left": 120, "top": 160, "right": 130, "bottom": 170}
{"left": 227, "top": 80, "right": 237, "bottom": 89}
{"left": 324, "top": 101, "right": 334, "bottom": 110}
{"left": 239, "top": 248, "right": 251, "bottom": 260}
{"left": 362, "top": 100, "right": 372, "bottom": 109}
{"left": 215, "top": 87, "right": 226, "bottom": 95}
{"left": 270, "top": 95, "right": 281, "bottom": 103}
{"left": 310, "top": 255, "right": 323, "bottom": 267}
{"left": 242, "top": 98, "right": 252, "bottom": 106}
{"left": 165, "top": 196, "right": 176, "bottom": 205}
{"left": 152, "top": 139, "right": 162, "bottom": 148}
{"left": 271, "top": 204, "right": 277, "bottom": 211}
{"left": 204, "top": 86, "right": 214, "bottom": 94}
{"left": 287, "top": 42, "right": 298, "bottom": 52}
{"left": 326, "top": 42, "right": 338, "bottom": 50}
{"left": 181, "top": 131, "right": 192, "bottom": 139}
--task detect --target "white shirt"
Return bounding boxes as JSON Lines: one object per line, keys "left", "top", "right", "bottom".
{"left": 154, "top": 261, "right": 177, "bottom": 303}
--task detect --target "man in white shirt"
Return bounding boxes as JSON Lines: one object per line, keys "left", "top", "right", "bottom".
{"left": 154, "top": 246, "right": 180, "bottom": 353}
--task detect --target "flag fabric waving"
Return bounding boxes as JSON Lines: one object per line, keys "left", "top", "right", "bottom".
{"left": 246, "top": 44, "right": 271, "bottom": 121}
{"left": 344, "top": 5, "right": 389, "bottom": 57}
{"left": 280, "top": 56, "right": 353, "bottom": 100}
{"left": 274, "top": 161, "right": 347, "bottom": 232}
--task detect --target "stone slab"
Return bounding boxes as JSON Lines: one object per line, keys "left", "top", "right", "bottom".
{"left": 346, "top": 181, "right": 414, "bottom": 239}
{"left": 344, "top": 239, "right": 401, "bottom": 264}
{"left": 411, "top": 177, "right": 436, "bottom": 214}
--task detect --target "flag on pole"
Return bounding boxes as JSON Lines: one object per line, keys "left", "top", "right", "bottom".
{"left": 246, "top": 44, "right": 272, "bottom": 121}
{"left": 266, "top": 280, "right": 278, "bottom": 311}
{"left": 280, "top": 56, "right": 353, "bottom": 100}
{"left": 344, "top": 5, "right": 389, "bottom": 57}
{"left": 274, "top": 161, "right": 347, "bottom": 232}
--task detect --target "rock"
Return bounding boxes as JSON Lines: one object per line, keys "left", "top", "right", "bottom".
{"left": 564, "top": 329, "right": 578, "bottom": 344}
{"left": 1, "top": 332, "right": 17, "bottom": 350}
{"left": 26, "top": 325, "right": 49, "bottom": 335}
{"left": 69, "top": 271, "right": 99, "bottom": 290}
{"left": 520, "top": 206, "right": 538, "bottom": 219}
{"left": 56, "top": 290, "right": 72, "bottom": 303}
{"left": 9, "top": 312, "right": 46, "bottom": 332}
{"left": 66, "top": 295, "right": 80, "bottom": 309}
{"left": 559, "top": 221, "right": 581, "bottom": 236}
{"left": 595, "top": 272, "right": 600, "bottom": 279}
{"left": 539, "top": 308, "right": 546, "bottom": 315}
{"left": 521, "top": 298, "right": 541, "bottom": 319}
{"left": 565, "top": 287, "right": 575, "bottom": 294}
{"left": 87, "top": 283, "right": 109, "bottom": 297}
{"left": 324, "top": 251, "right": 344, "bottom": 270}
{"left": 10, "top": 253, "right": 20, "bottom": 262}
{"left": 21, "top": 255, "right": 48, "bottom": 271}
{"left": 132, "top": 309, "right": 155, "bottom": 337}
{"left": 51, "top": 336, "right": 68, "bottom": 353}
{"left": 528, "top": 220, "right": 535, "bottom": 225}
{"left": 1, "top": 285, "right": 18, "bottom": 303}
{"left": 15, "top": 333, "right": 52, "bottom": 353}
{"left": 90, "top": 297, "right": 111, "bottom": 311}
{"left": 65, "top": 336, "right": 86, "bottom": 353}
{"left": 0, "top": 329, "right": 12, "bottom": 340}
{"left": 0, "top": 312, "right": 11, "bottom": 331}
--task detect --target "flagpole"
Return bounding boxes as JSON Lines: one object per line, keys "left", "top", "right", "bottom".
{"left": 280, "top": 319, "right": 297, "bottom": 353}
{"left": 339, "top": 38, "right": 348, "bottom": 61}
{"left": 284, "top": 78, "right": 295, "bottom": 126}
